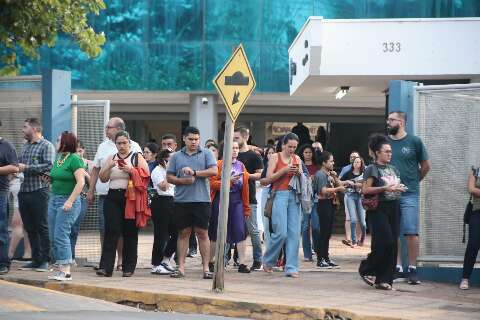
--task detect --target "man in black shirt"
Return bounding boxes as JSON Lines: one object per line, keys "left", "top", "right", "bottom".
{"left": 234, "top": 127, "right": 264, "bottom": 270}
{"left": 292, "top": 122, "right": 311, "bottom": 146}
{"left": 0, "top": 137, "right": 20, "bottom": 274}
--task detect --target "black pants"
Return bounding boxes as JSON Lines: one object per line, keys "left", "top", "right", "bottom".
{"left": 317, "top": 199, "right": 335, "bottom": 260}
{"left": 99, "top": 189, "right": 138, "bottom": 274}
{"left": 18, "top": 189, "right": 50, "bottom": 265}
{"left": 359, "top": 201, "right": 399, "bottom": 285}
{"left": 150, "top": 195, "right": 175, "bottom": 266}
{"left": 462, "top": 210, "right": 480, "bottom": 279}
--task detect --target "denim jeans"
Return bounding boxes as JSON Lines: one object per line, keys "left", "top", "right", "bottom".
{"left": 0, "top": 191, "right": 10, "bottom": 269}
{"left": 263, "top": 190, "right": 301, "bottom": 274}
{"left": 344, "top": 193, "right": 366, "bottom": 244}
{"left": 48, "top": 194, "right": 81, "bottom": 265}
{"left": 301, "top": 203, "right": 320, "bottom": 260}
{"left": 246, "top": 203, "right": 263, "bottom": 262}
{"left": 70, "top": 196, "right": 88, "bottom": 259}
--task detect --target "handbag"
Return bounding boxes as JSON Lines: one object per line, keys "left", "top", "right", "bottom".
{"left": 263, "top": 188, "right": 276, "bottom": 218}
{"left": 361, "top": 194, "right": 379, "bottom": 211}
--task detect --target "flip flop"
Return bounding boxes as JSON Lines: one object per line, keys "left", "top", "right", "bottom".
{"left": 203, "top": 271, "right": 213, "bottom": 279}
{"left": 286, "top": 272, "right": 299, "bottom": 278}
{"left": 170, "top": 270, "right": 185, "bottom": 278}
{"left": 375, "top": 283, "right": 393, "bottom": 290}
{"left": 360, "top": 275, "right": 375, "bottom": 287}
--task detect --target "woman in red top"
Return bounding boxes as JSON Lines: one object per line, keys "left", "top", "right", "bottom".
{"left": 263, "top": 133, "right": 303, "bottom": 277}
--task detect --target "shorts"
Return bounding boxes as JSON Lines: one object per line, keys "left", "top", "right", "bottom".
{"left": 9, "top": 178, "right": 21, "bottom": 209}
{"left": 174, "top": 202, "right": 211, "bottom": 231}
{"left": 399, "top": 193, "right": 419, "bottom": 236}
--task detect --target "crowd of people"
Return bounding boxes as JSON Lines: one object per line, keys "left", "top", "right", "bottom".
{"left": 0, "top": 112, "right": 479, "bottom": 291}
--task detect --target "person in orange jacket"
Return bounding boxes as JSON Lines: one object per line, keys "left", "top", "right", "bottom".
{"left": 208, "top": 141, "right": 251, "bottom": 273}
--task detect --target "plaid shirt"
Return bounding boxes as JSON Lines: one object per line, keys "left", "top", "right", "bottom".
{"left": 19, "top": 138, "right": 55, "bottom": 192}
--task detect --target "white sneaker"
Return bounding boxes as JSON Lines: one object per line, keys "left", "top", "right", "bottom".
{"left": 161, "top": 262, "right": 175, "bottom": 272}
{"left": 459, "top": 279, "right": 469, "bottom": 290}
{"left": 151, "top": 265, "right": 171, "bottom": 275}
{"left": 48, "top": 271, "right": 72, "bottom": 281}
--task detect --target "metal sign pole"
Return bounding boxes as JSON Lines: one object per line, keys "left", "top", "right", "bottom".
{"left": 212, "top": 116, "right": 234, "bottom": 292}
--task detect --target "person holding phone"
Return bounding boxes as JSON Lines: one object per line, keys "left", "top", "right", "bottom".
{"left": 263, "top": 133, "right": 303, "bottom": 278}
{"left": 359, "top": 134, "right": 405, "bottom": 291}
{"left": 97, "top": 131, "right": 149, "bottom": 277}
{"left": 208, "top": 141, "right": 251, "bottom": 273}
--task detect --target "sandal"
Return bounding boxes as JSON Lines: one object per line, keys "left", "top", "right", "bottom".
{"left": 170, "top": 270, "right": 185, "bottom": 278}
{"left": 375, "top": 283, "right": 393, "bottom": 290}
{"left": 360, "top": 275, "right": 375, "bottom": 287}
{"left": 116, "top": 264, "right": 122, "bottom": 271}
{"left": 342, "top": 239, "right": 353, "bottom": 248}
{"left": 203, "top": 271, "right": 213, "bottom": 279}
{"left": 263, "top": 265, "right": 273, "bottom": 273}
{"left": 286, "top": 272, "right": 299, "bottom": 278}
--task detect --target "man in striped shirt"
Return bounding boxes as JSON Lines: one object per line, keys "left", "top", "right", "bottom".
{"left": 17, "top": 118, "right": 55, "bottom": 272}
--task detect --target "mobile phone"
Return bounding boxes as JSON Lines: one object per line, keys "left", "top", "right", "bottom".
{"left": 117, "top": 159, "right": 126, "bottom": 167}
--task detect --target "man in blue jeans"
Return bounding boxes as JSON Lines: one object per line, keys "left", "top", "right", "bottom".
{"left": 0, "top": 136, "right": 20, "bottom": 274}
{"left": 234, "top": 127, "right": 264, "bottom": 271}
{"left": 387, "top": 111, "right": 430, "bottom": 285}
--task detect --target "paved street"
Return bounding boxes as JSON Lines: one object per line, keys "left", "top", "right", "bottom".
{"left": 0, "top": 280, "right": 247, "bottom": 320}
{"left": 3, "top": 235, "right": 480, "bottom": 320}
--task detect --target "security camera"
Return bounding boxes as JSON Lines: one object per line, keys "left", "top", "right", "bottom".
{"left": 201, "top": 97, "right": 208, "bottom": 105}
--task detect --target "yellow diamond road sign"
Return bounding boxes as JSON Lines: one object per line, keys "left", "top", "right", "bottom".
{"left": 213, "top": 44, "right": 256, "bottom": 122}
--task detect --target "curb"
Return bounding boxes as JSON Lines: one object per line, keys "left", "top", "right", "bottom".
{"left": 1, "top": 276, "right": 403, "bottom": 320}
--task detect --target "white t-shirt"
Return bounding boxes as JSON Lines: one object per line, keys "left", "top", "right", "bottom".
{"left": 151, "top": 165, "right": 174, "bottom": 197}
{"left": 93, "top": 139, "right": 142, "bottom": 195}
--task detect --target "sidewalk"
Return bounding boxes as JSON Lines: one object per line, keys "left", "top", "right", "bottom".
{"left": 2, "top": 235, "right": 480, "bottom": 320}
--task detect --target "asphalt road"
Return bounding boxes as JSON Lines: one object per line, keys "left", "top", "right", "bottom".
{"left": 0, "top": 280, "right": 248, "bottom": 320}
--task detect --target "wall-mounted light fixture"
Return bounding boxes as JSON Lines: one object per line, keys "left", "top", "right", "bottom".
{"left": 335, "top": 86, "right": 350, "bottom": 100}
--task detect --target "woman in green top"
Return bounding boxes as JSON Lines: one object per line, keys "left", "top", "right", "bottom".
{"left": 47, "top": 132, "right": 85, "bottom": 281}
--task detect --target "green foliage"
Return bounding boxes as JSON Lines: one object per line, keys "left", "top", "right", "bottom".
{"left": 0, "top": 0, "right": 106, "bottom": 75}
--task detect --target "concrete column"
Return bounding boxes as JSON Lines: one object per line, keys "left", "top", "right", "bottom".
{"left": 42, "top": 69, "right": 71, "bottom": 142}
{"left": 388, "top": 80, "right": 416, "bottom": 134}
{"left": 189, "top": 94, "right": 218, "bottom": 145}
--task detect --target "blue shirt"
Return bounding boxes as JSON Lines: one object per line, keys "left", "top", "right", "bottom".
{"left": 388, "top": 134, "right": 429, "bottom": 194}
{"left": 167, "top": 147, "right": 216, "bottom": 203}
{"left": 339, "top": 164, "right": 352, "bottom": 179}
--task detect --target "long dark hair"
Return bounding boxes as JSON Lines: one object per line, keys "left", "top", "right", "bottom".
{"left": 156, "top": 149, "right": 173, "bottom": 168}
{"left": 368, "top": 134, "right": 389, "bottom": 160}
{"left": 298, "top": 144, "right": 315, "bottom": 164}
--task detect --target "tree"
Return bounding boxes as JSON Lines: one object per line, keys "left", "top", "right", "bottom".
{"left": 0, "top": 0, "right": 106, "bottom": 76}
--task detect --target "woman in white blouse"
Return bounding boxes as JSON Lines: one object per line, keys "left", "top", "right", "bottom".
{"left": 150, "top": 148, "right": 176, "bottom": 275}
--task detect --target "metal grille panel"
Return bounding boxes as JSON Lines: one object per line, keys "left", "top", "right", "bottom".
{"left": 415, "top": 85, "right": 480, "bottom": 263}
{"left": 74, "top": 101, "right": 109, "bottom": 264}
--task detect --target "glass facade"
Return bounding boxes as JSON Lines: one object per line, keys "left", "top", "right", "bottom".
{"left": 15, "top": 0, "right": 480, "bottom": 92}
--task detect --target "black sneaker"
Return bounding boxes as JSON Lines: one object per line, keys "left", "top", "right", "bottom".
{"left": 238, "top": 264, "right": 251, "bottom": 273}
{"left": 326, "top": 259, "right": 340, "bottom": 269}
{"left": 408, "top": 266, "right": 421, "bottom": 285}
{"left": 393, "top": 267, "right": 406, "bottom": 283}
{"left": 316, "top": 258, "right": 332, "bottom": 269}
{"left": 0, "top": 266, "right": 9, "bottom": 274}
{"left": 187, "top": 248, "right": 197, "bottom": 258}
{"left": 251, "top": 260, "right": 262, "bottom": 271}
{"left": 18, "top": 262, "right": 39, "bottom": 271}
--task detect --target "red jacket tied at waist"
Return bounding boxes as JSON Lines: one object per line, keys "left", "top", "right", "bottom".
{"left": 124, "top": 167, "right": 151, "bottom": 227}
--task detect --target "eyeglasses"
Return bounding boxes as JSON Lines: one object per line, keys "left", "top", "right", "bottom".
{"left": 105, "top": 125, "right": 117, "bottom": 129}
{"left": 386, "top": 118, "right": 402, "bottom": 123}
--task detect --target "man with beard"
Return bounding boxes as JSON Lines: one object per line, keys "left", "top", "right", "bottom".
{"left": 17, "top": 118, "right": 55, "bottom": 272}
{"left": 234, "top": 127, "right": 264, "bottom": 271}
{"left": 387, "top": 111, "right": 430, "bottom": 285}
